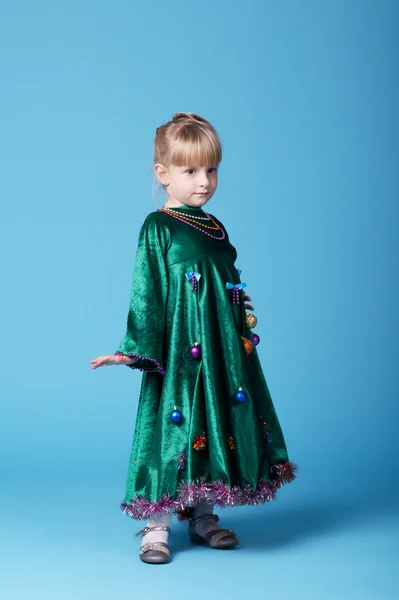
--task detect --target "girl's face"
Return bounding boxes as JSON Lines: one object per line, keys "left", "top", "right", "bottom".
{"left": 155, "top": 163, "right": 219, "bottom": 208}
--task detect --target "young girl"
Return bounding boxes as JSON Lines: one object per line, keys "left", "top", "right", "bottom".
{"left": 90, "top": 112, "right": 297, "bottom": 564}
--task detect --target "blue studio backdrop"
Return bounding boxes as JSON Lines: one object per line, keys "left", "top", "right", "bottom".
{"left": 0, "top": 1, "right": 398, "bottom": 599}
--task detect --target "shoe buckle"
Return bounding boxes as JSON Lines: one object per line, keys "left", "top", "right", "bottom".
{"left": 139, "top": 541, "right": 170, "bottom": 555}
{"left": 135, "top": 526, "right": 150, "bottom": 537}
{"left": 135, "top": 525, "right": 171, "bottom": 537}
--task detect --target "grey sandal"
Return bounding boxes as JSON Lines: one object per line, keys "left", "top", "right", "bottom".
{"left": 135, "top": 525, "right": 172, "bottom": 564}
{"left": 188, "top": 513, "right": 239, "bottom": 549}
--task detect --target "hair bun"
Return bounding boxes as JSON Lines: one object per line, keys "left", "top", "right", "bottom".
{"left": 172, "top": 112, "right": 207, "bottom": 124}
{"left": 154, "top": 112, "right": 222, "bottom": 168}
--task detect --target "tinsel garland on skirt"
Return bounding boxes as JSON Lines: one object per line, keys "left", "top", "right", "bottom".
{"left": 121, "top": 461, "right": 298, "bottom": 522}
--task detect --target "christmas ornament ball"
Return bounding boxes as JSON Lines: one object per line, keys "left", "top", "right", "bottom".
{"left": 241, "top": 336, "right": 254, "bottom": 355}
{"left": 253, "top": 333, "right": 260, "bottom": 346}
{"left": 235, "top": 387, "right": 247, "bottom": 403}
{"left": 170, "top": 407, "right": 183, "bottom": 423}
{"left": 245, "top": 312, "right": 258, "bottom": 328}
{"left": 190, "top": 342, "right": 201, "bottom": 359}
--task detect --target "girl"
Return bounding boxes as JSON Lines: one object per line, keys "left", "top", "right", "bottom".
{"left": 90, "top": 112, "right": 297, "bottom": 565}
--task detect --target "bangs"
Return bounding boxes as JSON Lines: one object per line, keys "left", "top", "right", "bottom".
{"left": 168, "top": 127, "right": 222, "bottom": 167}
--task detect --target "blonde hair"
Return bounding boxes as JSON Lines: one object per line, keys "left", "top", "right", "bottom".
{"left": 153, "top": 112, "right": 222, "bottom": 195}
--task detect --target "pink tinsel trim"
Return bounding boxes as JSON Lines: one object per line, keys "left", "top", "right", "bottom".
{"left": 270, "top": 462, "right": 298, "bottom": 487}
{"left": 121, "top": 461, "right": 298, "bottom": 521}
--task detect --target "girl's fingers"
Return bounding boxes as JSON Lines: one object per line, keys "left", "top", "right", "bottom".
{"left": 90, "top": 355, "right": 118, "bottom": 369}
{"left": 243, "top": 293, "right": 254, "bottom": 311}
{"left": 91, "top": 358, "right": 105, "bottom": 369}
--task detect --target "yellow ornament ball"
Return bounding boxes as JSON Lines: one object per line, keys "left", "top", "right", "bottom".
{"left": 245, "top": 312, "right": 258, "bottom": 329}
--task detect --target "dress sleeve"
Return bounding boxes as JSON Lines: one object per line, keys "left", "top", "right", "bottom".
{"left": 114, "top": 213, "right": 170, "bottom": 373}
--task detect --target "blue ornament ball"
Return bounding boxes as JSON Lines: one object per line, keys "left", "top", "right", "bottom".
{"left": 170, "top": 408, "right": 183, "bottom": 423}
{"left": 235, "top": 388, "right": 247, "bottom": 403}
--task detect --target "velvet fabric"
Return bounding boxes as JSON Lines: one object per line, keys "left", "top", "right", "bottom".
{"left": 115, "top": 206, "right": 297, "bottom": 519}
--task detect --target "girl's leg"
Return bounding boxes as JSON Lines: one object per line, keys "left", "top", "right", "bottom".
{"left": 189, "top": 500, "right": 239, "bottom": 548}
{"left": 140, "top": 512, "right": 173, "bottom": 547}
{"left": 192, "top": 499, "right": 224, "bottom": 536}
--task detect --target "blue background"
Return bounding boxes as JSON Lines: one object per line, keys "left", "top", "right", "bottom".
{"left": 1, "top": 1, "right": 398, "bottom": 598}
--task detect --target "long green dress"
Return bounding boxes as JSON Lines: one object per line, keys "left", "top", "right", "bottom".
{"left": 115, "top": 205, "right": 297, "bottom": 521}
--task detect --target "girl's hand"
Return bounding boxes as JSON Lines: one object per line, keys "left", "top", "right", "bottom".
{"left": 89, "top": 354, "right": 139, "bottom": 370}
{"left": 244, "top": 294, "right": 254, "bottom": 311}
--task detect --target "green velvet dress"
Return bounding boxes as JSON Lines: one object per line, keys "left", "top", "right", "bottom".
{"left": 115, "top": 205, "right": 297, "bottom": 521}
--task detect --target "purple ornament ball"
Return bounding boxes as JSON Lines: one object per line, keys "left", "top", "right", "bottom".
{"left": 190, "top": 343, "right": 201, "bottom": 359}
{"left": 253, "top": 333, "right": 260, "bottom": 346}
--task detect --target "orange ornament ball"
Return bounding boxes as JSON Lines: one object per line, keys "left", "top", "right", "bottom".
{"left": 241, "top": 336, "right": 254, "bottom": 355}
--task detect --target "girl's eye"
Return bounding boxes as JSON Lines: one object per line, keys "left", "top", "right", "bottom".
{"left": 185, "top": 167, "right": 217, "bottom": 175}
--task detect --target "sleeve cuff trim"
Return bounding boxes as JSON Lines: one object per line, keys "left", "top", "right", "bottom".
{"left": 114, "top": 352, "right": 165, "bottom": 374}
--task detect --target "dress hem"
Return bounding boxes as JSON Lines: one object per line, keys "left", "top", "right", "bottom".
{"left": 120, "top": 461, "right": 298, "bottom": 521}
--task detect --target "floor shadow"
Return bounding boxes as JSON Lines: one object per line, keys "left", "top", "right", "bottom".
{"left": 170, "top": 491, "right": 399, "bottom": 554}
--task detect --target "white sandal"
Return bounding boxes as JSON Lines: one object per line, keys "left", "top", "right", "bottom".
{"left": 135, "top": 525, "right": 172, "bottom": 564}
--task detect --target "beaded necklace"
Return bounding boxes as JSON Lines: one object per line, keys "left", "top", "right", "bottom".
{"left": 164, "top": 208, "right": 211, "bottom": 221}
{"left": 162, "top": 211, "right": 219, "bottom": 230}
{"left": 158, "top": 207, "right": 226, "bottom": 240}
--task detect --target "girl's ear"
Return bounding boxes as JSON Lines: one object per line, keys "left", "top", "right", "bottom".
{"left": 154, "top": 163, "right": 169, "bottom": 186}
